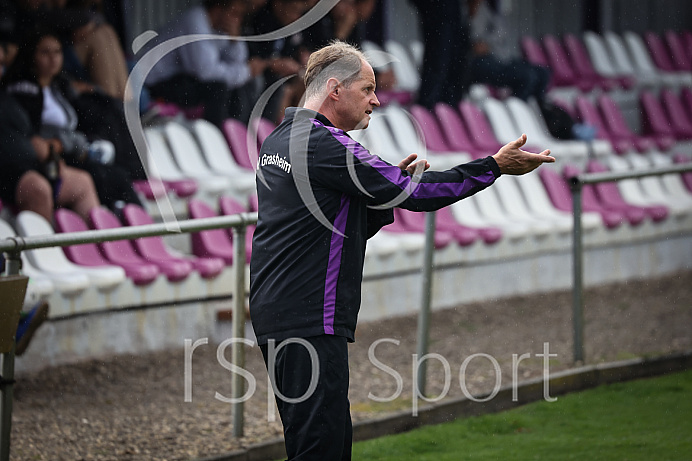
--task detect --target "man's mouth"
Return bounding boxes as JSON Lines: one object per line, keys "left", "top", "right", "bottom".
{"left": 365, "top": 110, "right": 372, "bottom": 115}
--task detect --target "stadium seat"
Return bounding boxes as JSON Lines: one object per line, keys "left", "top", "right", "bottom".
{"left": 541, "top": 34, "right": 588, "bottom": 90}
{"left": 391, "top": 209, "right": 457, "bottom": 249}
{"left": 603, "top": 32, "right": 660, "bottom": 88}
{"left": 0, "top": 219, "right": 57, "bottom": 299}
{"left": 644, "top": 31, "right": 677, "bottom": 72}
{"left": 673, "top": 154, "right": 692, "bottom": 193}
{"left": 586, "top": 160, "right": 668, "bottom": 223}
{"left": 409, "top": 105, "right": 462, "bottom": 154}
{"left": 54, "top": 209, "right": 160, "bottom": 286}
{"left": 521, "top": 36, "right": 549, "bottom": 68}
{"left": 663, "top": 30, "right": 691, "bottom": 72}
{"left": 582, "top": 31, "right": 635, "bottom": 89}
{"left": 16, "top": 211, "right": 126, "bottom": 291}
{"left": 597, "top": 94, "right": 664, "bottom": 152}
{"left": 660, "top": 89, "right": 692, "bottom": 140}
{"left": 187, "top": 199, "right": 235, "bottom": 264}
{"left": 563, "top": 34, "right": 618, "bottom": 91}
{"left": 639, "top": 91, "right": 678, "bottom": 142}
{"left": 143, "top": 128, "right": 202, "bottom": 197}
{"left": 189, "top": 119, "right": 256, "bottom": 197}
{"left": 222, "top": 118, "right": 256, "bottom": 170}
{"left": 395, "top": 207, "right": 479, "bottom": 247}
{"left": 623, "top": 31, "right": 691, "bottom": 87}
{"left": 89, "top": 207, "right": 192, "bottom": 282}
{"left": 250, "top": 117, "right": 276, "bottom": 147}
{"left": 218, "top": 196, "right": 254, "bottom": 259}
{"left": 162, "top": 122, "right": 234, "bottom": 194}
{"left": 122, "top": 204, "right": 224, "bottom": 279}
{"left": 574, "top": 95, "right": 631, "bottom": 155}
{"left": 384, "top": 40, "right": 421, "bottom": 93}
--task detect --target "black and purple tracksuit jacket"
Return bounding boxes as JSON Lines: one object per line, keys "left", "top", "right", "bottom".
{"left": 249, "top": 107, "right": 501, "bottom": 345}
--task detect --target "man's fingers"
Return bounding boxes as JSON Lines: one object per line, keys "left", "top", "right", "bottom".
{"left": 398, "top": 153, "right": 418, "bottom": 171}
{"left": 510, "top": 133, "right": 527, "bottom": 148}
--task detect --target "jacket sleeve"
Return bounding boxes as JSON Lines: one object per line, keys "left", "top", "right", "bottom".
{"left": 309, "top": 128, "right": 501, "bottom": 212}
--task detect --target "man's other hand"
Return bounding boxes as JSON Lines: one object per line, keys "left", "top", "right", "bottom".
{"left": 398, "top": 153, "right": 430, "bottom": 175}
{"left": 492, "top": 134, "right": 555, "bottom": 175}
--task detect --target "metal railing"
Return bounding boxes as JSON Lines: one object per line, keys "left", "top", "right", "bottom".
{"left": 0, "top": 212, "right": 257, "bottom": 461}
{"left": 568, "top": 163, "right": 692, "bottom": 363}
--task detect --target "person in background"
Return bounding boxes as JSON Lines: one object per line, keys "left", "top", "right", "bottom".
{"left": 248, "top": 0, "right": 311, "bottom": 123}
{"left": 145, "top": 0, "right": 267, "bottom": 126}
{"left": 9, "top": 0, "right": 131, "bottom": 100}
{"left": 409, "top": 0, "right": 471, "bottom": 109}
{"left": 2, "top": 29, "right": 142, "bottom": 213}
{"left": 468, "top": 0, "right": 550, "bottom": 101}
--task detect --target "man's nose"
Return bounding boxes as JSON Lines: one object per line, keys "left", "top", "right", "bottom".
{"left": 371, "top": 92, "right": 381, "bottom": 107}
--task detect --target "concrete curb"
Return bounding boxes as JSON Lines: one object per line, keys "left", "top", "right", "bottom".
{"left": 193, "top": 350, "right": 692, "bottom": 461}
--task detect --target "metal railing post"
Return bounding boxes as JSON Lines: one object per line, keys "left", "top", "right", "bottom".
{"left": 416, "top": 211, "right": 436, "bottom": 396}
{"left": 1, "top": 251, "right": 22, "bottom": 461}
{"left": 570, "top": 179, "right": 585, "bottom": 364}
{"left": 231, "top": 224, "right": 247, "bottom": 438}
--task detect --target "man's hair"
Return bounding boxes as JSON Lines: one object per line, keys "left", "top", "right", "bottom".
{"left": 304, "top": 40, "right": 369, "bottom": 100}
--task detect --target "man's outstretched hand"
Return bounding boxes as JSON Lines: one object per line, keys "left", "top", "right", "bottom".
{"left": 492, "top": 134, "right": 555, "bottom": 175}
{"left": 398, "top": 153, "right": 430, "bottom": 175}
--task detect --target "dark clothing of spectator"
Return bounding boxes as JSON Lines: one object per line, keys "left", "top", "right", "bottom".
{"left": 409, "top": 0, "right": 471, "bottom": 109}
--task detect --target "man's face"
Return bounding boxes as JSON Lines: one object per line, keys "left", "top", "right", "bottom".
{"left": 336, "top": 60, "right": 380, "bottom": 131}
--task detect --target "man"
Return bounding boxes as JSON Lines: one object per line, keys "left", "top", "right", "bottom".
{"left": 250, "top": 40, "right": 554, "bottom": 460}
{"left": 145, "top": 0, "right": 266, "bottom": 125}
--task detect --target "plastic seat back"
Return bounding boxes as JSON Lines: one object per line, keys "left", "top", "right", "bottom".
{"left": 521, "top": 35, "right": 548, "bottom": 67}
{"left": 623, "top": 31, "right": 658, "bottom": 74}
{"left": 664, "top": 31, "right": 691, "bottom": 71}
{"left": 222, "top": 118, "right": 255, "bottom": 170}
{"left": 661, "top": 89, "right": 692, "bottom": 138}
{"left": 187, "top": 200, "right": 234, "bottom": 264}
{"left": 384, "top": 40, "right": 420, "bottom": 92}
{"left": 143, "top": 128, "right": 184, "bottom": 180}
{"left": 644, "top": 31, "right": 675, "bottom": 72}
{"left": 191, "top": 119, "right": 245, "bottom": 175}
{"left": 542, "top": 34, "right": 578, "bottom": 87}
{"left": 603, "top": 32, "right": 637, "bottom": 75}
{"left": 89, "top": 207, "right": 146, "bottom": 265}
{"left": 458, "top": 101, "right": 503, "bottom": 152}
{"left": 163, "top": 122, "right": 216, "bottom": 177}
{"left": 640, "top": 91, "right": 675, "bottom": 138}
{"left": 434, "top": 103, "right": 478, "bottom": 154}
{"left": 410, "top": 105, "right": 453, "bottom": 153}
{"left": 54, "top": 209, "right": 110, "bottom": 266}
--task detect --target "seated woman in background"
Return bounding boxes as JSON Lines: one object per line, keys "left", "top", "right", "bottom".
{"left": 0, "top": 86, "right": 100, "bottom": 222}
{"left": 2, "top": 28, "right": 142, "bottom": 213}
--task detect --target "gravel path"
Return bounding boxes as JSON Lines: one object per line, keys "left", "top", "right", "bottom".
{"left": 9, "top": 270, "right": 692, "bottom": 461}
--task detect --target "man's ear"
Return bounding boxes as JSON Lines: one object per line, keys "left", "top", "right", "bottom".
{"left": 327, "top": 78, "right": 340, "bottom": 101}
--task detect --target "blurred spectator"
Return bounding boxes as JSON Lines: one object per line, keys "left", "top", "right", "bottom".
{"left": 249, "top": 0, "right": 311, "bottom": 123}
{"left": 2, "top": 29, "right": 142, "bottom": 213}
{"left": 409, "top": 0, "right": 471, "bottom": 109}
{"left": 9, "top": 0, "right": 131, "bottom": 100}
{"left": 145, "top": 0, "right": 266, "bottom": 126}
{"left": 468, "top": 0, "right": 550, "bottom": 101}
{"left": 304, "top": 0, "right": 396, "bottom": 91}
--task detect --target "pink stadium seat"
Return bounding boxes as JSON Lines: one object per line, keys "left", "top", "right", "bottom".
{"left": 574, "top": 95, "right": 631, "bottom": 154}
{"left": 410, "top": 105, "right": 456, "bottom": 153}
{"left": 434, "top": 103, "right": 488, "bottom": 157}
{"left": 218, "top": 196, "right": 254, "bottom": 260}
{"left": 597, "top": 94, "right": 665, "bottom": 152}
{"left": 521, "top": 36, "right": 549, "bottom": 67}
{"left": 436, "top": 206, "right": 502, "bottom": 245}
{"left": 661, "top": 89, "right": 692, "bottom": 139}
{"left": 90, "top": 207, "right": 192, "bottom": 282}
{"left": 664, "top": 30, "right": 691, "bottom": 71}
{"left": 644, "top": 31, "right": 676, "bottom": 72}
{"left": 682, "top": 88, "right": 692, "bottom": 120}
{"left": 187, "top": 199, "right": 235, "bottom": 264}
{"left": 54, "top": 209, "right": 160, "bottom": 285}
{"left": 251, "top": 117, "right": 277, "bottom": 147}
{"left": 673, "top": 154, "right": 692, "bottom": 193}
{"left": 222, "top": 118, "right": 255, "bottom": 170}
{"left": 639, "top": 91, "right": 678, "bottom": 143}
{"left": 586, "top": 160, "right": 668, "bottom": 222}
{"left": 132, "top": 179, "right": 198, "bottom": 200}
{"left": 456, "top": 102, "right": 505, "bottom": 153}
{"left": 563, "top": 34, "right": 618, "bottom": 91}
{"left": 542, "top": 34, "right": 586, "bottom": 90}
{"left": 398, "top": 206, "right": 477, "bottom": 247}
{"left": 683, "top": 31, "right": 692, "bottom": 63}
{"left": 539, "top": 168, "right": 620, "bottom": 229}
{"left": 122, "top": 204, "right": 224, "bottom": 279}
{"left": 384, "top": 209, "right": 455, "bottom": 249}
{"left": 562, "top": 165, "right": 628, "bottom": 228}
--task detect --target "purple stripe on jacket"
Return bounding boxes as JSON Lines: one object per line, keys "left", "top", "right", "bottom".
{"left": 323, "top": 193, "right": 351, "bottom": 335}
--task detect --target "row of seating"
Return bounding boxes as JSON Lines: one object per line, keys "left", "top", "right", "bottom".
{"left": 522, "top": 30, "right": 692, "bottom": 92}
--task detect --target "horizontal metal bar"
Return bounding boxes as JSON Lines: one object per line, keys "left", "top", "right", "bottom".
{"left": 569, "top": 163, "right": 692, "bottom": 187}
{"left": 0, "top": 212, "right": 257, "bottom": 254}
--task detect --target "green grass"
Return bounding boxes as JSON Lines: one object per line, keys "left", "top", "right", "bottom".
{"left": 353, "top": 369, "right": 692, "bottom": 460}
